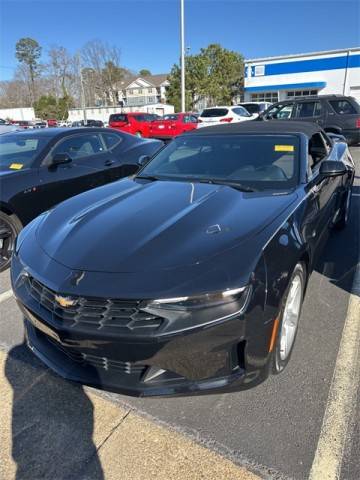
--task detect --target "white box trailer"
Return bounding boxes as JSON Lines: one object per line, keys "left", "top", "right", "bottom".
{"left": 68, "top": 104, "right": 175, "bottom": 124}
{"left": 0, "top": 107, "right": 35, "bottom": 121}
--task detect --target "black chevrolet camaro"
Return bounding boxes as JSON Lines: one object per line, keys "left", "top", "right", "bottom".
{"left": 11, "top": 121, "right": 354, "bottom": 397}
{"left": 0, "top": 128, "right": 163, "bottom": 271}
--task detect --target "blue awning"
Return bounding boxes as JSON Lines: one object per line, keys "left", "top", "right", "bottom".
{"left": 244, "top": 81, "right": 327, "bottom": 92}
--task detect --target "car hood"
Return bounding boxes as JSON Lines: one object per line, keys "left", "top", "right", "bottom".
{"left": 36, "top": 178, "right": 298, "bottom": 273}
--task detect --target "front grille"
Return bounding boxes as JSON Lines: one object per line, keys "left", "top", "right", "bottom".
{"left": 24, "top": 275, "right": 164, "bottom": 333}
{"left": 46, "top": 335, "right": 147, "bottom": 375}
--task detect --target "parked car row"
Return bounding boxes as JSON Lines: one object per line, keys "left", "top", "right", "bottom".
{"left": 108, "top": 109, "right": 254, "bottom": 139}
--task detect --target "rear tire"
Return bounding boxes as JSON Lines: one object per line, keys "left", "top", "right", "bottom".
{"left": 272, "top": 262, "right": 306, "bottom": 374}
{"left": 0, "top": 212, "right": 22, "bottom": 272}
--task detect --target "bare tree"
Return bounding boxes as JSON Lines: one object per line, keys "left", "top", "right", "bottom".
{"left": 47, "top": 45, "right": 76, "bottom": 99}
{"left": 81, "top": 39, "right": 124, "bottom": 106}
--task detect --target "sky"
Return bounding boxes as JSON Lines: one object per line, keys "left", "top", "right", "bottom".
{"left": 0, "top": 0, "right": 359, "bottom": 81}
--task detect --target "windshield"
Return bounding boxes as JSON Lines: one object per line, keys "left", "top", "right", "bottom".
{"left": 0, "top": 134, "right": 48, "bottom": 169}
{"left": 109, "top": 114, "right": 128, "bottom": 122}
{"left": 200, "top": 108, "right": 228, "bottom": 118}
{"left": 138, "top": 134, "right": 300, "bottom": 190}
{"left": 163, "top": 114, "right": 179, "bottom": 121}
{"left": 239, "top": 104, "right": 261, "bottom": 114}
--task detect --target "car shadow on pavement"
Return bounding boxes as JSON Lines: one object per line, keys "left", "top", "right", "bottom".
{"left": 5, "top": 343, "right": 104, "bottom": 480}
{"left": 314, "top": 185, "right": 359, "bottom": 296}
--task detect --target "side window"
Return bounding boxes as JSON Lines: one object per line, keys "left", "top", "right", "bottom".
{"left": 328, "top": 100, "right": 357, "bottom": 115}
{"left": 101, "top": 133, "right": 123, "bottom": 150}
{"left": 308, "top": 133, "right": 328, "bottom": 173}
{"left": 49, "top": 134, "right": 105, "bottom": 161}
{"left": 266, "top": 103, "right": 294, "bottom": 120}
{"left": 182, "top": 115, "right": 190, "bottom": 123}
{"left": 295, "top": 101, "right": 322, "bottom": 118}
{"left": 276, "top": 104, "right": 294, "bottom": 119}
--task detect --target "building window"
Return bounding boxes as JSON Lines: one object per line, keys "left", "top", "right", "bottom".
{"left": 128, "top": 89, "right": 134, "bottom": 94}
{"left": 286, "top": 90, "right": 318, "bottom": 98}
{"left": 138, "top": 89, "right": 143, "bottom": 94}
{"left": 251, "top": 92, "right": 278, "bottom": 103}
{"left": 148, "top": 88, "right": 153, "bottom": 94}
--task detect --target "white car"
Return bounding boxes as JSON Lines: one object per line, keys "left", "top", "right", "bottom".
{"left": 237, "top": 102, "right": 273, "bottom": 119}
{"left": 197, "top": 106, "right": 255, "bottom": 128}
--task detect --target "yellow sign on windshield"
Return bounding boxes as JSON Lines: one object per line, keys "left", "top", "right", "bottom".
{"left": 9, "top": 163, "right": 24, "bottom": 170}
{"left": 274, "top": 145, "right": 294, "bottom": 152}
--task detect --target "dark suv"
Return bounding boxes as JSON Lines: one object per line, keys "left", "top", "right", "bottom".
{"left": 260, "top": 95, "right": 360, "bottom": 145}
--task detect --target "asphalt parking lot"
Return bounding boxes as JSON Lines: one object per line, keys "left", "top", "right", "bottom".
{"left": 0, "top": 147, "right": 359, "bottom": 480}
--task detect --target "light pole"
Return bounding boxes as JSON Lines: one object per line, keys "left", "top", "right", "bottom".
{"left": 77, "top": 53, "right": 87, "bottom": 125}
{"left": 180, "top": 0, "right": 185, "bottom": 112}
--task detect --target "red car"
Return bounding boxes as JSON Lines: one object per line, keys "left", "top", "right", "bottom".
{"left": 149, "top": 113, "right": 198, "bottom": 139}
{"left": 108, "top": 112, "right": 159, "bottom": 137}
{"left": 47, "top": 119, "right": 58, "bottom": 127}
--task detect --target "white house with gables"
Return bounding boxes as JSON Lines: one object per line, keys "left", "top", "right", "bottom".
{"left": 117, "top": 74, "right": 170, "bottom": 107}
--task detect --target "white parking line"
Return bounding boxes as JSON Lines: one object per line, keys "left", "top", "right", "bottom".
{"left": 0, "top": 289, "right": 13, "bottom": 304}
{"left": 309, "top": 266, "right": 360, "bottom": 480}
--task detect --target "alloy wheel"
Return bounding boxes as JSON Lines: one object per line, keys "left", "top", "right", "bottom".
{"left": 279, "top": 274, "right": 303, "bottom": 361}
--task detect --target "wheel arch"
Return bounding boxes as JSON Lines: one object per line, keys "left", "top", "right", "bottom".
{"left": 0, "top": 202, "right": 24, "bottom": 225}
{"left": 324, "top": 126, "right": 342, "bottom": 134}
{"left": 0, "top": 201, "right": 15, "bottom": 217}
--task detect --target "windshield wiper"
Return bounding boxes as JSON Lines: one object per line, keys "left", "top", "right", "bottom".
{"left": 135, "top": 174, "right": 161, "bottom": 182}
{"left": 198, "top": 179, "right": 257, "bottom": 192}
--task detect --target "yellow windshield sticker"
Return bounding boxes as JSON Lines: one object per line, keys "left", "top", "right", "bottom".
{"left": 274, "top": 145, "right": 294, "bottom": 152}
{"left": 9, "top": 163, "right": 24, "bottom": 170}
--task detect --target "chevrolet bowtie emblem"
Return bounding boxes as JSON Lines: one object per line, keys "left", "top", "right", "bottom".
{"left": 54, "top": 295, "right": 77, "bottom": 308}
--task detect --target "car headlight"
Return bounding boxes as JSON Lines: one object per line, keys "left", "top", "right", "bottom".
{"left": 143, "top": 286, "right": 252, "bottom": 333}
{"left": 148, "top": 286, "right": 251, "bottom": 311}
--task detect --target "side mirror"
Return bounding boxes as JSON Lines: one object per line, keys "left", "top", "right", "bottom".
{"left": 319, "top": 160, "right": 347, "bottom": 177}
{"left": 51, "top": 153, "right": 72, "bottom": 166}
{"left": 137, "top": 155, "right": 151, "bottom": 167}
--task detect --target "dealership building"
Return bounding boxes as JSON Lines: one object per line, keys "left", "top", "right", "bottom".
{"left": 244, "top": 47, "right": 360, "bottom": 103}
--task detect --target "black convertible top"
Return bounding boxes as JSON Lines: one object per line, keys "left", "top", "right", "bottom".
{"left": 191, "top": 120, "right": 322, "bottom": 137}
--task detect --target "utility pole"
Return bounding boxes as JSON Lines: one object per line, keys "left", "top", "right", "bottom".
{"left": 77, "top": 53, "right": 87, "bottom": 125}
{"left": 180, "top": 0, "right": 185, "bottom": 112}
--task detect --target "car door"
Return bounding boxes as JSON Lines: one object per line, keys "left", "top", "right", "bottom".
{"left": 36, "top": 132, "right": 114, "bottom": 212}
{"left": 303, "top": 133, "right": 341, "bottom": 252}
{"left": 100, "top": 131, "right": 141, "bottom": 181}
{"left": 293, "top": 100, "right": 325, "bottom": 127}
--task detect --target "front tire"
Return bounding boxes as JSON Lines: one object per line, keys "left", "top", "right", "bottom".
{"left": 272, "top": 263, "right": 306, "bottom": 374}
{"left": 0, "top": 212, "right": 22, "bottom": 272}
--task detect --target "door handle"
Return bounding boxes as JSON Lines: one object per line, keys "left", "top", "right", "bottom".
{"left": 104, "top": 160, "right": 115, "bottom": 166}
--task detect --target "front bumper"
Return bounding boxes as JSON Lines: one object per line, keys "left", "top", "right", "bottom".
{"left": 11, "top": 245, "right": 272, "bottom": 397}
